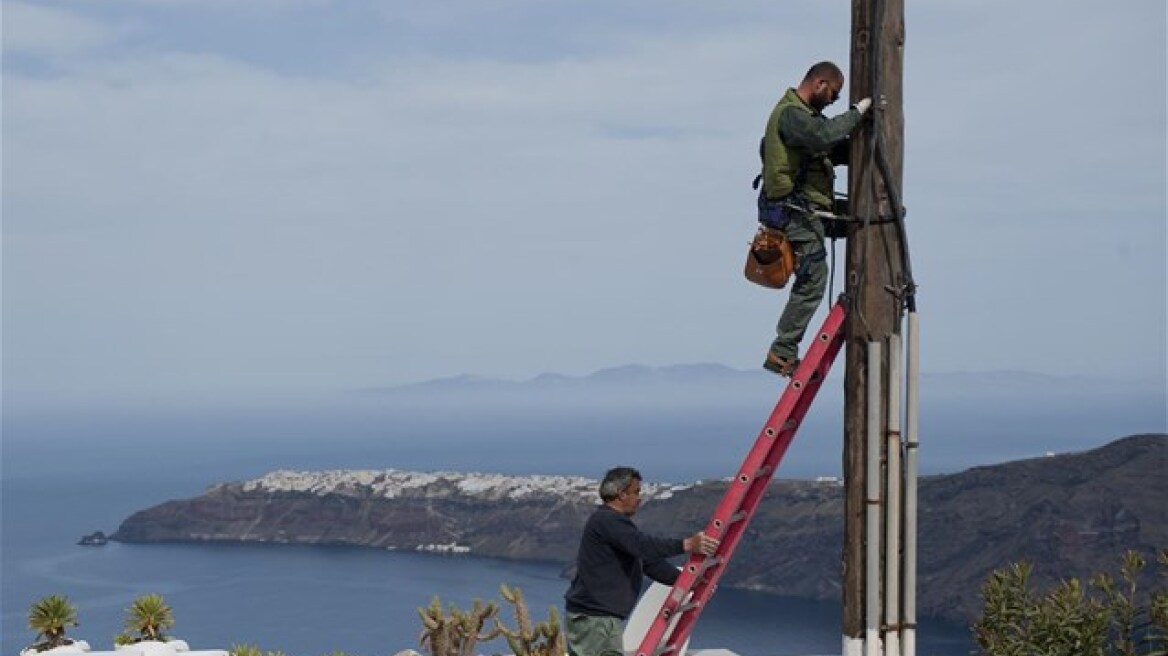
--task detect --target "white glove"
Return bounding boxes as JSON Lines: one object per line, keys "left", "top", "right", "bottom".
{"left": 854, "top": 97, "right": 872, "bottom": 115}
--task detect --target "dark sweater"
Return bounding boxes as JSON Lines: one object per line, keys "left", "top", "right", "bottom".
{"left": 564, "top": 505, "right": 685, "bottom": 619}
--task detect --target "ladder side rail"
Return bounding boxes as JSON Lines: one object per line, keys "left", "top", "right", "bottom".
{"left": 695, "top": 300, "right": 849, "bottom": 546}
{"left": 696, "top": 335, "right": 843, "bottom": 582}
{"left": 634, "top": 300, "right": 848, "bottom": 656}
{"left": 651, "top": 326, "right": 847, "bottom": 653}
{"left": 640, "top": 472, "right": 768, "bottom": 652}
{"left": 637, "top": 371, "right": 825, "bottom": 653}
{"left": 752, "top": 322, "right": 848, "bottom": 481}
{"left": 752, "top": 300, "right": 848, "bottom": 450}
{"left": 650, "top": 303, "right": 848, "bottom": 614}
{"left": 698, "top": 306, "right": 848, "bottom": 566}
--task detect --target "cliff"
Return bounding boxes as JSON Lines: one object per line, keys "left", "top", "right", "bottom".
{"left": 112, "top": 434, "right": 1167, "bottom": 622}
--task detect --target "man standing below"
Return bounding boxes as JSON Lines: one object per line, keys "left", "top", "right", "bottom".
{"left": 758, "top": 61, "right": 872, "bottom": 376}
{"left": 564, "top": 466, "right": 718, "bottom": 656}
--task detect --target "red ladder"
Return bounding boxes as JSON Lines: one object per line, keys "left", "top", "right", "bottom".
{"left": 634, "top": 298, "right": 848, "bottom": 656}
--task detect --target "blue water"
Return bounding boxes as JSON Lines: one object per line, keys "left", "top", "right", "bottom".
{"left": 4, "top": 384, "right": 1164, "bottom": 655}
{"left": 0, "top": 469, "right": 974, "bottom": 656}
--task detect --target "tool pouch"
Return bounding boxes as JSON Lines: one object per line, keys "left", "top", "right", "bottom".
{"left": 744, "top": 226, "right": 797, "bottom": 289}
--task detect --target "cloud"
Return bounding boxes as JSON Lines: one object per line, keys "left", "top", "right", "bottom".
{"left": 2, "top": 1, "right": 1164, "bottom": 399}
{"left": 2, "top": 2, "right": 134, "bottom": 57}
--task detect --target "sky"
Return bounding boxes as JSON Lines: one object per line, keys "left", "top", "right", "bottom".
{"left": 3, "top": 0, "right": 1166, "bottom": 403}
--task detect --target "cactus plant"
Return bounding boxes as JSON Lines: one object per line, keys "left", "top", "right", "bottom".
{"left": 495, "top": 584, "right": 565, "bottom": 656}
{"left": 416, "top": 596, "right": 502, "bottom": 656}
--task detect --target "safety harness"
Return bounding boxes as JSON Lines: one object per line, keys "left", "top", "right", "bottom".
{"left": 744, "top": 132, "right": 825, "bottom": 290}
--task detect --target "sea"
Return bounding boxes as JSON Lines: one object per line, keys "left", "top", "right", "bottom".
{"left": 3, "top": 378, "right": 1164, "bottom": 656}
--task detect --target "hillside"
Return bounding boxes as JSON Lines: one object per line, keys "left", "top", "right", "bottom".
{"left": 111, "top": 434, "right": 1167, "bottom": 622}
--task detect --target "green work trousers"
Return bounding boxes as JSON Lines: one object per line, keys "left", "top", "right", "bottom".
{"left": 770, "top": 211, "right": 828, "bottom": 360}
{"left": 565, "top": 612, "right": 624, "bottom": 656}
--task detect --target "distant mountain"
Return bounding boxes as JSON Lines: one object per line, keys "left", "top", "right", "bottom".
{"left": 360, "top": 364, "right": 1164, "bottom": 402}
{"left": 361, "top": 362, "right": 746, "bottom": 394}
{"left": 111, "top": 434, "right": 1167, "bottom": 623}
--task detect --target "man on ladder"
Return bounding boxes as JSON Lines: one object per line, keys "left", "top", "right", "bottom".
{"left": 756, "top": 61, "right": 871, "bottom": 376}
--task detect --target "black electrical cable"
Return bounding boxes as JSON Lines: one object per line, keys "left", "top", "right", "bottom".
{"left": 829, "top": 237, "right": 837, "bottom": 305}
{"left": 869, "top": 0, "right": 918, "bottom": 313}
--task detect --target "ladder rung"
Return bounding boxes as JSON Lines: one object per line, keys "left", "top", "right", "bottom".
{"left": 677, "top": 599, "right": 703, "bottom": 614}
{"left": 754, "top": 464, "right": 773, "bottom": 478}
{"left": 728, "top": 510, "right": 748, "bottom": 525}
{"left": 638, "top": 643, "right": 684, "bottom": 656}
{"left": 689, "top": 555, "right": 723, "bottom": 577}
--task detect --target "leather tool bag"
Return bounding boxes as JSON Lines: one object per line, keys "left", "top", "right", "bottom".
{"left": 744, "top": 225, "right": 796, "bottom": 289}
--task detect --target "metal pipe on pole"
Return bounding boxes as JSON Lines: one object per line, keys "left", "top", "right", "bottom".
{"left": 902, "top": 313, "right": 920, "bottom": 656}
{"left": 865, "top": 341, "right": 882, "bottom": 656}
{"left": 884, "top": 334, "right": 902, "bottom": 656}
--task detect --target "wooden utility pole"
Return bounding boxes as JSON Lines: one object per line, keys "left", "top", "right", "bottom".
{"left": 843, "top": 0, "right": 906, "bottom": 654}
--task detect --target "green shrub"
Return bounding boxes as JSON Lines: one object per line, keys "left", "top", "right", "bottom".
{"left": 974, "top": 548, "right": 1168, "bottom": 656}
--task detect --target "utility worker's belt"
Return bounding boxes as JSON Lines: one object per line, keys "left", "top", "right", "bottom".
{"left": 756, "top": 189, "right": 811, "bottom": 232}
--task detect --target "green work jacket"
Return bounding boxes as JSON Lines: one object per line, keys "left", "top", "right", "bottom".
{"left": 761, "top": 88, "right": 862, "bottom": 210}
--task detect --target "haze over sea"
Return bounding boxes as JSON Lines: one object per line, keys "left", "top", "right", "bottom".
{"left": 3, "top": 368, "right": 1165, "bottom": 656}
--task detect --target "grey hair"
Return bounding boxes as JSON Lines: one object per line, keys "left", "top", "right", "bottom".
{"left": 599, "top": 466, "right": 642, "bottom": 502}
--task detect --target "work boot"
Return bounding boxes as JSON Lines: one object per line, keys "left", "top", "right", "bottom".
{"left": 763, "top": 351, "right": 799, "bottom": 377}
